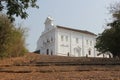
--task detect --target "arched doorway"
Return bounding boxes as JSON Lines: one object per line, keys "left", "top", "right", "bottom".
{"left": 88, "top": 50, "right": 91, "bottom": 55}
{"left": 74, "top": 46, "right": 81, "bottom": 57}
{"left": 67, "top": 52, "right": 69, "bottom": 56}
{"left": 88, "top": 48, "right": 91, "bottom": 57}
{"left": 46, "top": 49, "right": 49, "bottom": 55}
{"left": 51, "top": 50, "right": 53, "bottom": 55}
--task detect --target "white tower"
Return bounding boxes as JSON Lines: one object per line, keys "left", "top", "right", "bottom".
{"left": 44, "top": 16, "right": 55, "bottom": 32}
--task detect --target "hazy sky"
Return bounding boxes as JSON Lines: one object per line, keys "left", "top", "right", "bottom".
{"left": 15, "top": 0, "right": 119, "bottom": 52}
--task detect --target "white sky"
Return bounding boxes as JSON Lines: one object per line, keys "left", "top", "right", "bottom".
{"left": 15, "top": 0, "right": 119, "bottom": 52}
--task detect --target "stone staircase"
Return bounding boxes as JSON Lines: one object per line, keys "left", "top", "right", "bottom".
{"left": 0, "top": 54, "right": 120, "bottom": 74}
{"left": 14, "top": 55, "right": 120, "bottom": 66}
{"left": 0, "top": 54, "right": 120, "bottom": 80}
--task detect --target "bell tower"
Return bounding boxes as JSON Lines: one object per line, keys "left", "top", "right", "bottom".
{"left": 44, "top": 16, "right": 55, "bottom": 32}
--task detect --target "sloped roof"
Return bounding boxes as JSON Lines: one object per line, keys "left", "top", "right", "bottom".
{"left": 57, "top": 25, "right": 97, "bottom": 36}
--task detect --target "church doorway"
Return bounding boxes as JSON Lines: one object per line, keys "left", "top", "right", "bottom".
{"left": 88, "top": 50, "right": 91, "bottom": 55}
{"left": 51, "top": 50, "right": 53, "bottom": 55}
{"left": 67, "top": 52, "right": 69, "bottom": 56}
{"left": 74, "top": 47, "right": 81, "bottom": 57}
{"left": 46, "top": 49, "right": 49, "bottom": 55}
{"left": 88, "top": 48, "right": 91, "bottom": 56}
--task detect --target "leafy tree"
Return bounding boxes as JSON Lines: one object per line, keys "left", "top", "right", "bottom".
{"left": 0, "top": 0, "right": 39, "bottom": 21}
{"left": 0, "top": 14, "right": 28, "bottom": 58}
{"left": 95, "top": 2, "right": 120, "bottom": 58}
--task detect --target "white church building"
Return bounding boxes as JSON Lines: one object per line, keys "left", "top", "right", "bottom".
{"left": 36, "top": 16, "right": 109, "bottom": 58}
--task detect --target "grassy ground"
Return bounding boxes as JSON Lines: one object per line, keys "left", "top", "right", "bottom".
{"left": 0, "top": 53, "right": 120, "bottom": 80}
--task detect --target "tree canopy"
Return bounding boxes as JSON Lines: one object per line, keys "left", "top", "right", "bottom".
{"left": 95, "top": 2, "right": 120, "bottom": 58}
{"left": 0, "top": 0, "right": 38, "bottom": 21}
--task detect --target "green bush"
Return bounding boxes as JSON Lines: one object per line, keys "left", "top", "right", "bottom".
{"left": 0, "top": 14, "right": 28, "bottom": 59}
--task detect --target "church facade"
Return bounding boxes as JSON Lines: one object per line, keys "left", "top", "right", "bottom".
{"left": 36, "top": 17, "right": 108, "bottom": 57}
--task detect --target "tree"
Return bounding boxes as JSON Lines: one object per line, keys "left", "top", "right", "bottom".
{"left": 0, "top": 14, "right": 13, "bottom": 58}
{"left": 0, "top": 14, "right": 28, "bottom": 58}
{"left": 95, "top": 2, "right": 120, "bottom": 58}
{"left": 0, "top": 0, "right": 39, "bottom": 21}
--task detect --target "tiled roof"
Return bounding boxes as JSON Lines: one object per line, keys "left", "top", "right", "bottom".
{"left": 57, "top": 25, "right": 97, "bottom": 36}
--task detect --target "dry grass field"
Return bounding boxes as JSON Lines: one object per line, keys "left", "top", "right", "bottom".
{"left": 0, "top": 53, "right": 120, "bottom": 80}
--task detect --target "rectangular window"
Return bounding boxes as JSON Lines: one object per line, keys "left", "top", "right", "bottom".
{"left": 47, "top": 39, "right": 50, "bottom": 43}
{"left": 61, "top": 35, "right": 64, "bottom": 41}
{"left": 76, "top": 38, "right": 79, "bottom": 43}
{"left": 90, "top": 41, "right": 92, "bottom": 46}
{"left": 86, "top": 40, "right": 88, "bottom": 45}
{"left": 66, "top": 36, "right": 68, "bottom": 41}
{"left": 51, "top": 37, "right": 53, "bottom": 42}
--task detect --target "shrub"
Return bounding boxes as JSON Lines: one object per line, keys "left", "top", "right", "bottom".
{"left": 0, "top": 14, "right": 28, "bottom": 59}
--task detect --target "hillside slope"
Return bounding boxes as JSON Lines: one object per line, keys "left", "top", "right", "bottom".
{"left": 0, "top": 53, "right": 120, "bottom": 66}
{"left": 0, "top": 53, "right": 120, "bottom": 80}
